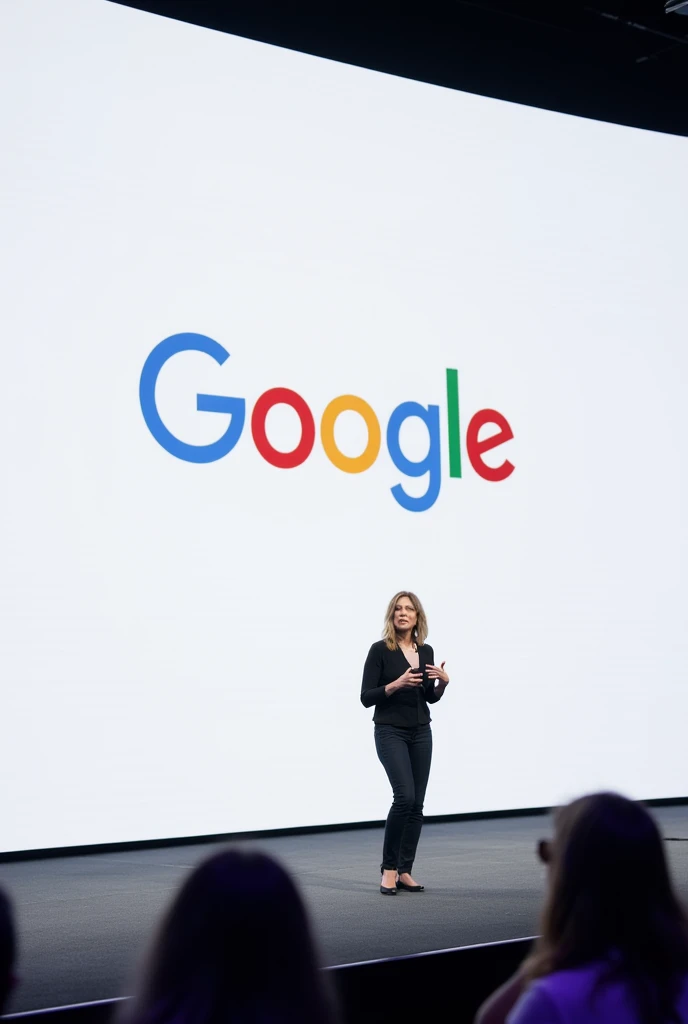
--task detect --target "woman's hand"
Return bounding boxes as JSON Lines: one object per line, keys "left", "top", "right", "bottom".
{"left": 426, "top": 662, "right": 449, "bottom": 687}
{"left": 385, "top": 667, "right": 423, "bottom": 695}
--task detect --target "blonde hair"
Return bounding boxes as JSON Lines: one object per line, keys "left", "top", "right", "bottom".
{"left": 382, "top": 591, "right": 428, "bottom": 651}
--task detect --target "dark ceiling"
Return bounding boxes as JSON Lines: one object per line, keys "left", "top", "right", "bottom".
{"left": 111, "top": 0, "right": 688, "bottom": 136}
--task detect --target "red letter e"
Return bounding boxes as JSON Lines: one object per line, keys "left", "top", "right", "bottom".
{"left": 466, "top": 409, "right": 514, "bottom": 482}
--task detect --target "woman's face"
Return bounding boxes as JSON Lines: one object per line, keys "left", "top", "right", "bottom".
{"left": 394, "top": 597, "right": 418, "bottom": 635}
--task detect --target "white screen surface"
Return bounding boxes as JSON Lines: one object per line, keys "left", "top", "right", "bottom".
{"left": 1, "top": 1, "right": 687, "bottom": 853}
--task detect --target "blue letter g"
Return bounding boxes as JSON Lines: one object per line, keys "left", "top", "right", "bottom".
{"left": 386, "top": 401, "right": 441, "bottom": 512}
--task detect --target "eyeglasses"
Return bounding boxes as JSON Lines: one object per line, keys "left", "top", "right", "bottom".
{"left": 537, "top": 838, "right": 553, "bottom": 864}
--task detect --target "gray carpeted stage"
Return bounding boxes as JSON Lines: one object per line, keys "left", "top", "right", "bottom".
{"left": 2, "top": 808, "right": 687, "bottom": 1014}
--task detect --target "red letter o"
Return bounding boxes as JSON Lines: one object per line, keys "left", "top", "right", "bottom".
{"left": 251, "top": 388, "right": 315, "bottom": 469}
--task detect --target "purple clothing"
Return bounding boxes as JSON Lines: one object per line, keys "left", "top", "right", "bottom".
{"left": 507, "top": 962, "right": 688, "bottom": 1024}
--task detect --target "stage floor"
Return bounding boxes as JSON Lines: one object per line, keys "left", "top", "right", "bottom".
{"left": 2, "top": 807, "right": 688, "bottom": 1013}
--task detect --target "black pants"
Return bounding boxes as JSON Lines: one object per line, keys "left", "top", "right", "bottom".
{"left": 374, "top": 723, "right": 432, "bottom": 874}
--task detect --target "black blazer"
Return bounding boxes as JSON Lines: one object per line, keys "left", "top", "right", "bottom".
{"left": 360, "top": 640, "right": 443, "bottom": 726}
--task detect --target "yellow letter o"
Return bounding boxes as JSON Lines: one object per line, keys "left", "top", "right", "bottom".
{"left": 321, "top": 395, "right": 381, "bottom": 474}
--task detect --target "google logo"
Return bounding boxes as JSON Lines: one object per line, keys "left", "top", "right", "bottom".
{"left": 140, "top": 333, "right": 515, "bottom": 513}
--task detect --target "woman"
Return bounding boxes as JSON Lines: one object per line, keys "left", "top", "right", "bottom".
{"left": 476, "top": 792, "right": 688, "bottom": 1024}
{"left": 125, "top": 849, "right": 336, "bottom": 1024}
{"left": 361, "top": 591, "right": 449, "bottom": 896}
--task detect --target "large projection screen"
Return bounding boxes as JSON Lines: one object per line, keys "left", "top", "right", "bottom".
{"left": 1, "top": 0, "right": 687, "bottom": 853}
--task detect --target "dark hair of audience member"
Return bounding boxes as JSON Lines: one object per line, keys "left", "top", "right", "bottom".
{"left": 126, "top": 848, "right": 335, "bottom": 1024}
{"left": 525, "top": 792, "right": 688, "bottom": 1024}
{"left": 0, "top": 887, "right": 16, "bottom": 1014}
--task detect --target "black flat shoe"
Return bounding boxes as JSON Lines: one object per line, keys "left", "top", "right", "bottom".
{"left": 396, "top": 880, "right": 424, "bottom": 892}
{"left": 380, "top": 884, "right": 397, "bottom": 895}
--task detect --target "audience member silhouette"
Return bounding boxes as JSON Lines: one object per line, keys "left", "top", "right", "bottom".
{"left": 476, "top": 792, "right": 688, "bottom": 1024}
{"left": 125, "top": 848, "right": 336, "bottom": 1024}
{"left": 0, "top": 886, "right": 17, "bottom": 1014}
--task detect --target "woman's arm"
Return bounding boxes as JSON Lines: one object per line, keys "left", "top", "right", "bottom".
{"left": 506, "top": 985, "right": 560, "bottom": 1024}
{"left": 425, "top": 679, "right": 447, "bottom": 703}
{"left": 424, "top": 646, "right": 449, "bottom": 703}
{"left": 361, "top": 644, "right": 420, "bottom": 706}
{"left": 360, "top": 644, "right": 388, "bottom": 707}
